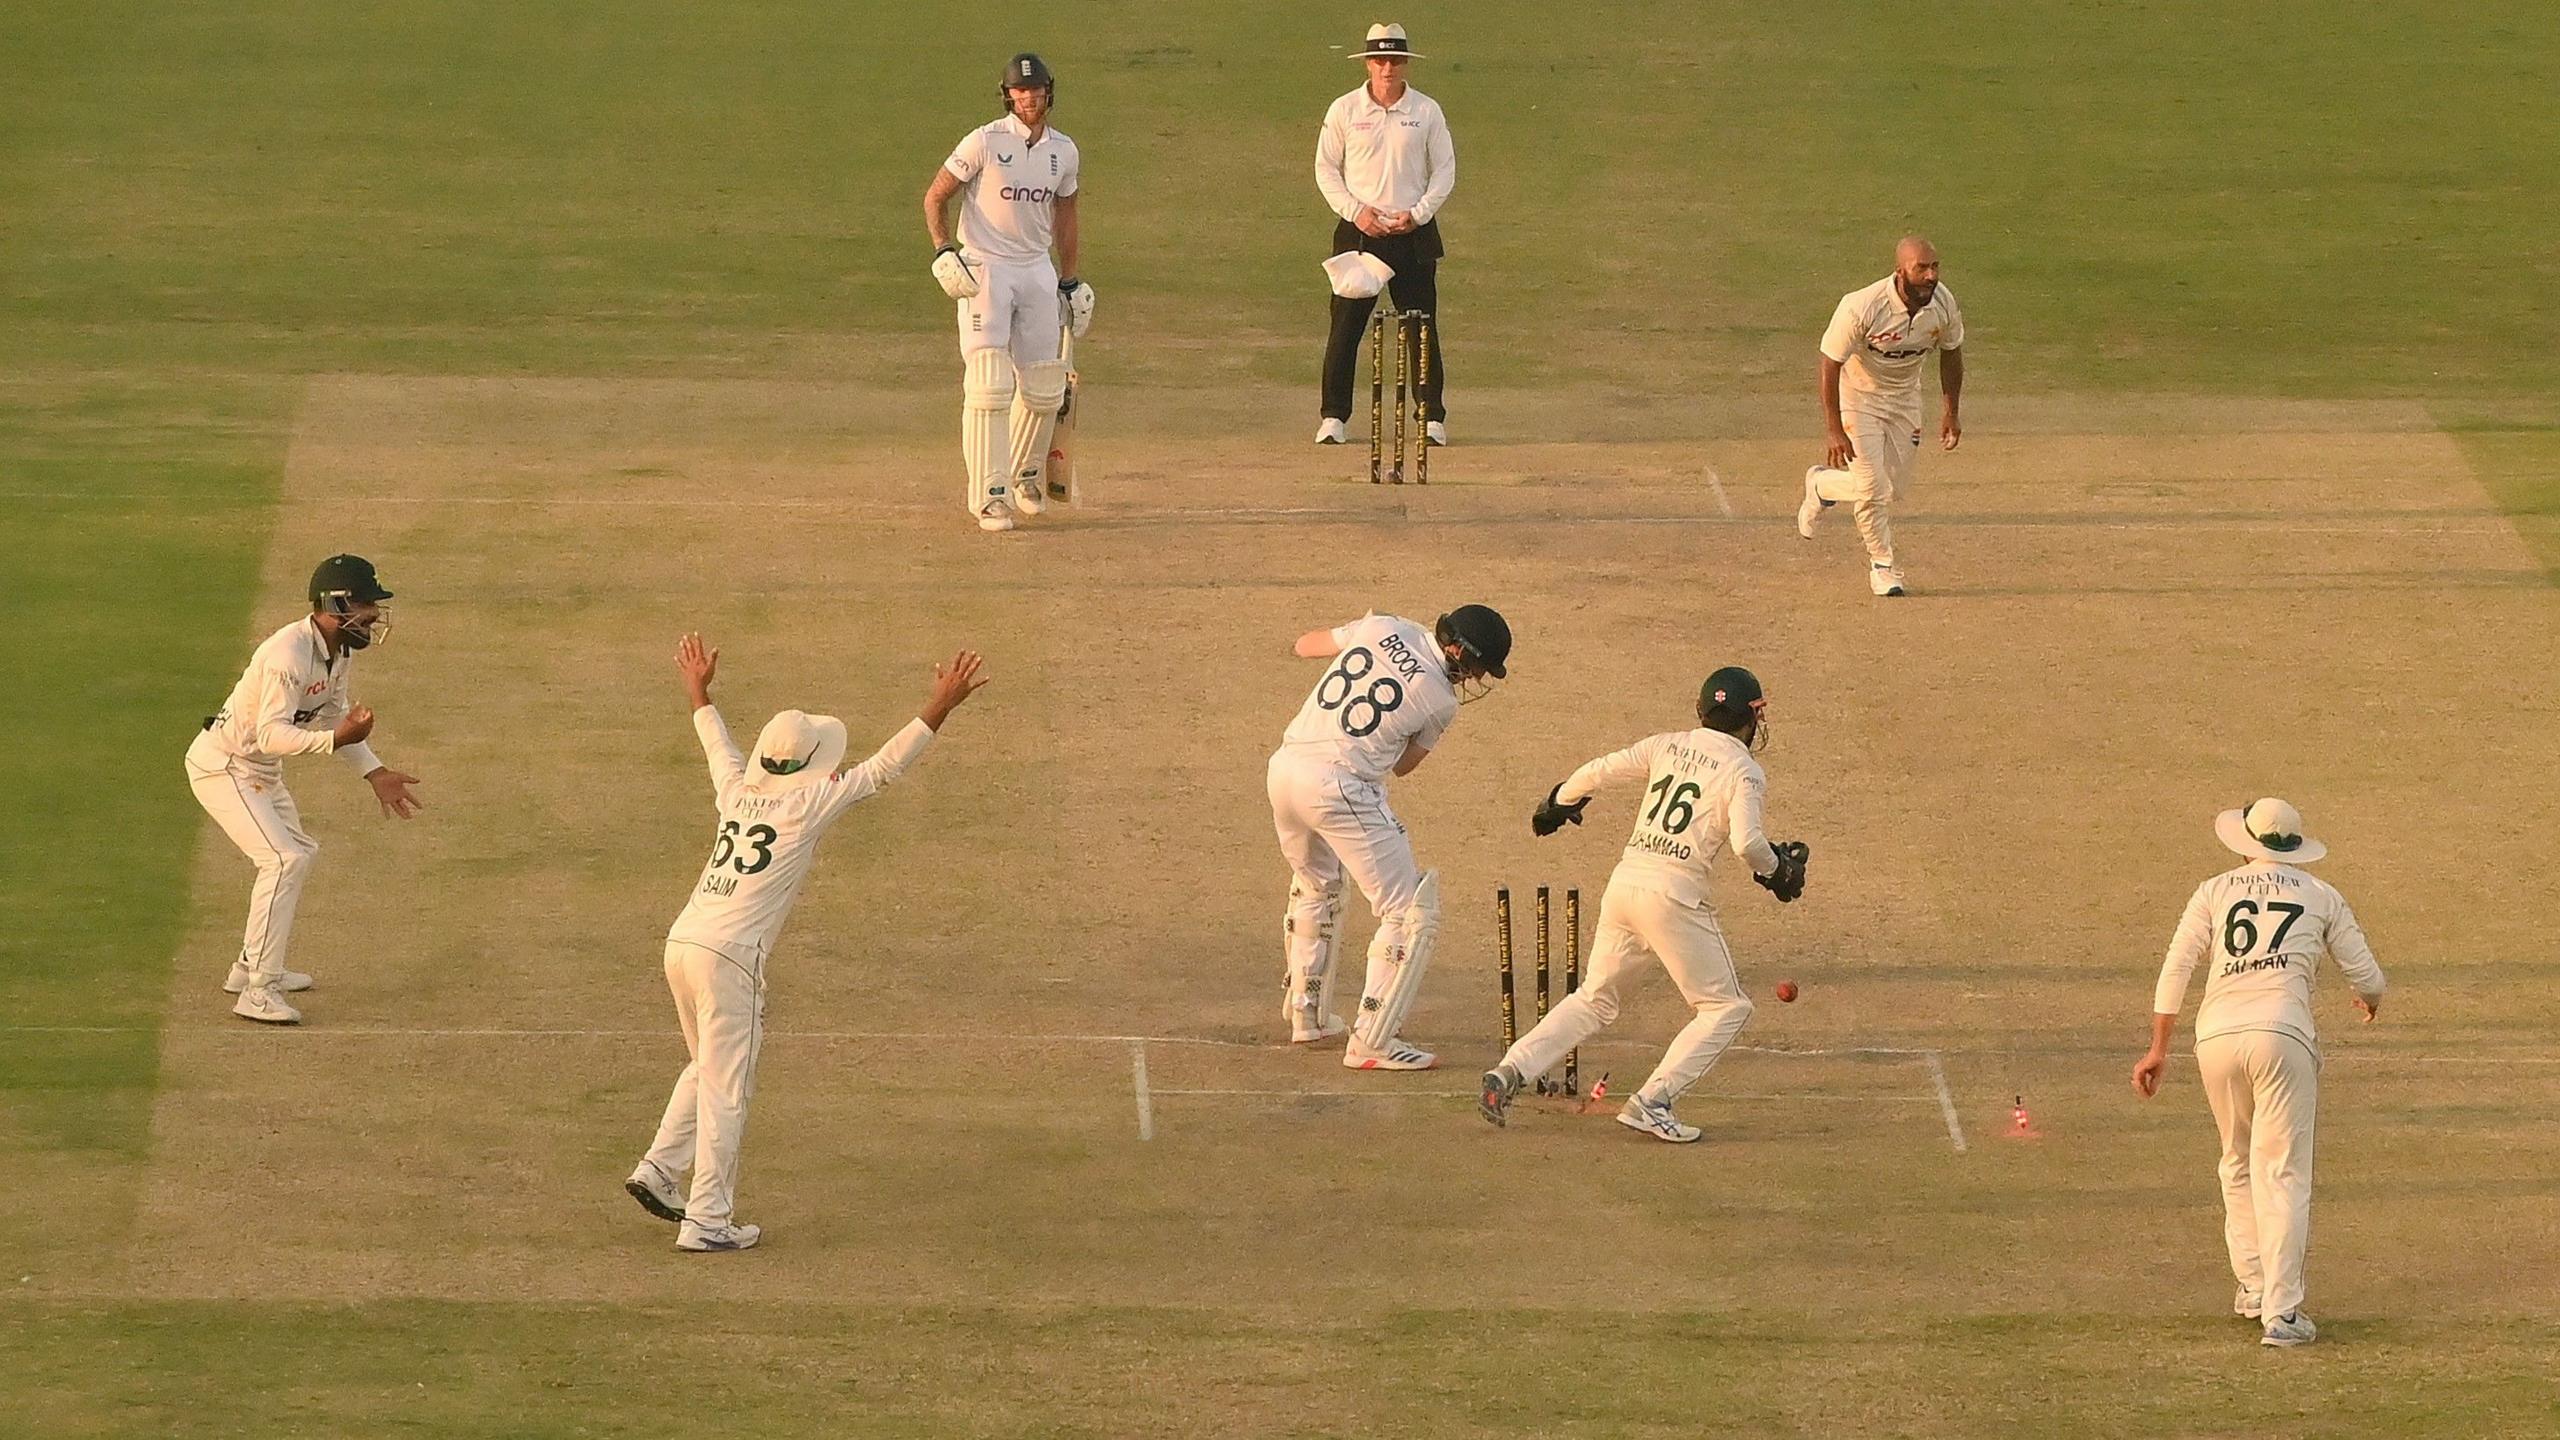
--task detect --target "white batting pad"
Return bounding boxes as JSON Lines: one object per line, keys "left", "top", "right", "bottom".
{"left": 1354, "top": 870, "right": 1438, "bottom": 1050}
{"left": 962, "top": 348, "right": 1015, "bottom": 514}
{"left": 1005, "top": 359, "right": 1070, "bottom": 514}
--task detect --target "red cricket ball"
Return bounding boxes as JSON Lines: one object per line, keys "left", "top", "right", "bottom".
{"left": 1775, "top": 980, "right": 1799, "bottom": 1003}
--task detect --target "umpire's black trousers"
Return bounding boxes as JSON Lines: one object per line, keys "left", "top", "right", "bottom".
{"left": 1319, "top": 218, "right": 1445, "bottom": 423}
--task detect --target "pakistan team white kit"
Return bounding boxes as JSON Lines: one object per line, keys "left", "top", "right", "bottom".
{"left": 944, "top": 114, "right": 1081, "bottom": 524}
{"left": 1498, "top": 728, "right": 1783, "bottom": 1110}
{"left": 1269, "top": 613, "right": 1460, "bottom": 1064}
{"left": 637, "top": 706, "right": 935, "bottom": 1245}
{"left": 185, "top": 617, "right": 384, "bottom": 1000}
{"left": 2153, "top": 858, "right": 2386, "bottom": 1332}
{"left": 1805, "top": 275, "right": 1964, "bottom": 589}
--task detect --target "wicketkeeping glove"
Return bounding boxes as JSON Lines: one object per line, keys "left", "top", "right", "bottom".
{"left": 1530, "top": 783, "right": 1590, "bottom": 838}
{"left": 1755, "top": 840, "right": 1809, "bottom": 903}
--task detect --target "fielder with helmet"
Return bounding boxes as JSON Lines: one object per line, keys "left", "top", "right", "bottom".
{"left": 1269, "top": 604, "right": 1511, "bottom": 1070}
{"left": 1482, "top": 667, "right": 1807, "bottom": 1142}
{"left": 922, "top": 53, "right": 1093, "bottom": 533}
{"left": 184, "top": 555, "right": 423, "bottom": 1025}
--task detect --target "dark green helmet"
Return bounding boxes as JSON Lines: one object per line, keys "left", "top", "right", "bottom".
{"left": 999, "top": 52, "right": 1056, "bottom": 109}
{"left": 308, "top": 554, "right": 393, "bottom": 648}
{"left": 1697, "top": 666, "right": 1766, "bottom": 747}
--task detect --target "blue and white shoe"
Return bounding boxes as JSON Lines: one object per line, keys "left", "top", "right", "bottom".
{"left": 1616, "top": 1095, "right": 1702, "bottom": 1144}
{"left": 676, "top": 1220, "right": 762, "bottom": 1253}
{"left": 624, "top": 1163, "right": 685, "bottom": 1224}
{"left": 2260, "top": 1311, "right": 2317, "bottom": 1347}
{"left": 1478, "top": 1064, "right": 1521, "bottom": 1127}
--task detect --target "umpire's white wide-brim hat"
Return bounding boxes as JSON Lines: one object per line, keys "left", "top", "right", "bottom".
{"left": 2214, "top": 797, "right": 2328, "bottom": 864}
{"left": 1351, "top": 23, "right": 1424, "bottom": 59}
{"left": 750, "top": 709, "right": 848, "bottom": 789}
{"left": 1322, "top": 251, "right": 1396, "bottom": 298}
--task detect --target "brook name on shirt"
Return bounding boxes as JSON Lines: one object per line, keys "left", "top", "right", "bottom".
{"left": 1375, "top": 632, "right": 1428, "bottom": 682}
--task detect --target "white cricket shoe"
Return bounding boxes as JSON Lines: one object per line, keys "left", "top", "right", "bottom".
{"left": 676, "top": 1220, "right": 762, "bottom": 1252}
{"left": 1315, "top": 418, "right": 1348, "bottom": 445}
{"left": 2260, "top": 1311, "right": 2317, "bottom": 1347}
{"left": 1342, "top": 1037, "right": 1438, "bottom": 1071}
{"left": 1478, "top": 1064, "right": 1522, "bottom": 1127}
{"left": 1868, "top": 563, "right": 1907, "bottom": 597}
{"left": 1010, "top": 472, "right": 1045, "bottom": 516}
{"left": 1616, "top": 1095, "right": 1702, "bottom": 1144}
{"left": 624, "top": 1163, "right": 686, "bottom": 1224}
{"left": 2234, "top": 1287, "right": 2263, "bottom": 1320}
{"left": 1425, "top": 421, "right": 1448, "bottom": 447}
{"left": 976, "top": 497, "right": 1016, "bottom": 532}
{"left": 231, "top": 984, "right": 302, "bottom": 1025}
{"left": 225, "top": 961, "right": 312, "bottom": 994}
{"left": 1798, "top": 466, "right": 1829, "bottom": 539}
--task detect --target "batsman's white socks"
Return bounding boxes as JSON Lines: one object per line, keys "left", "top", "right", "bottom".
{"left": 1005, "top": 359, "right": 1069, "bottom": 517}
{"left": 961, "top": 348, "right": 1014, "bottom": 519}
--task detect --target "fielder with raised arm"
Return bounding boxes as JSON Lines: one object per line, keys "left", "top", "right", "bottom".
{"left": 1269, "top": 604, "right": 1511, "bottom": 1070}
{"left": 185, "top": 554, "right": 423, "bottom": 1025}
{"left": 625, "top": 634, "right": 986, "bottom": 1252}
{"left": 922, "top": 52, "right": 1093, "bottom": 533}
{"left": 1798, "top": 235, "right": 1965, "bottom": 597}
{"left": 2134, "top": 798, "right": 2387, "bottom": 1347}
{"left": 1481, "top": 667, "right": 1808, "bottom": 1143}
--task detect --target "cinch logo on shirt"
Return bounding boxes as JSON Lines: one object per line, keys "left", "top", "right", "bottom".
{"left": 1000, "top": 184, "right": 1056, "bottom": 203}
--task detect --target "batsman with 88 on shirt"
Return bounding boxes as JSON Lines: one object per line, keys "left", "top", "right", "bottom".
{"left": 1267, "top": 605, "right": 1511, "bottom": 1070}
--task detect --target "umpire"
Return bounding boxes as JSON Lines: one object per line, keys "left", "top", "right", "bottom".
{"left": 1315, "top": 23, "right": 1455, "bottom": 447}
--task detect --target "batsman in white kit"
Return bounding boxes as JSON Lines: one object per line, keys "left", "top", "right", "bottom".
{"left": 922, "top": 52, "right": 1094, "bottom": 533}
{"left": 1798, "top": 235, "right": 1965, "bottom": 597}
{"left": 1270, "top": 604, "right": 1512, "bottom": 1069}
{"left": 185, "top": 554, "right": 424, "bottom": 1025}
{"left": 2134, "top": 798, "right": 2387, "bottom": 1347}
{"left": 625, "top": 634, "right": 987, "bottom": 1252}
{"left": 1480, "top": 667, "right": 1809, "bottom": 1143}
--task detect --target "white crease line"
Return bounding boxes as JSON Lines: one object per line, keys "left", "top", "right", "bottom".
{"left": 1131, "top": 1039, "right": 1155, "bottom": 1142}
{"left": 1154, "top": 1088, "right": 1929, "bottom": 1102}
{"left": 1705, "top": 464, "right": 1735, "bottom": 517}
{"left": 1925, "top": 1051, "right": 1969, "bottom": 1153}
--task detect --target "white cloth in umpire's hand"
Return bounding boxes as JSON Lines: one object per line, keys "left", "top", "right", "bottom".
{"left": 1060, "top": 280, "right": 1096, "bottom": 337}
{"left": 1322, "top": 251, "right": 1394, "bottom": 299}
{"left": 932, "top": 246, "right": 982, "bottom": 299}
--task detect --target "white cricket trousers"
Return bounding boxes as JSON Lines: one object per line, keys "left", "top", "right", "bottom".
{"left": 1500, "top": 877, "right": 1754, "bottom": 1107}
{"left": 1811, "top": 407, "right": 1921, "bottom": 570}
{"left": 184, "top": 743, "right": 318, "bottom": 986}
{"left": 956, "top": 254, "right": 1062, "bottom": 368}
{"left": 2197, "top": 1030, "right": 2319, "bottom": 1320}
{"left": 643, "top": 940, "right": 766, "bottom": 1228}
{"left": 1268, "top": 752, "right": 1428, "bottom": 1034}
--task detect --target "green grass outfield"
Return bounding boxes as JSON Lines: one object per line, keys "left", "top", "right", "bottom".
{"left": 5, "top": 3, "right": 2557, "bottom": 1435}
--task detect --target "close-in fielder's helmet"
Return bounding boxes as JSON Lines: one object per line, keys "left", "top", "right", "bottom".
{"left": 309, "top": 553, "right": 394, "bottom": 649}
{"left": 1434, "top": 604, "right": 1511, "bottom": 700}
{"left": 999, "top": 53, "right": 1056, "bottom": 111}
{"left": 1697, "top": 665, "right": 1767, "bottom": 749}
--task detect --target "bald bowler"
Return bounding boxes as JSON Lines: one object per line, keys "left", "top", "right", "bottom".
{"left": 1797, "top": 236, "right": 1966, "bottom": 597}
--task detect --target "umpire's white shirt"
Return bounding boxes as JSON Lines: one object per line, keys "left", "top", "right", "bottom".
{"left": 946, "top": 115, "right": 1080, "bottom": 265}
{"left": 2152, "top": 862, "right": 2387, "bottom": 1054}
{"left": 1821, "top": 277, "right": 1964, "bottom": 424}
{"left": 1316, "top": 85, "right": 1455, "bottom": 222}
